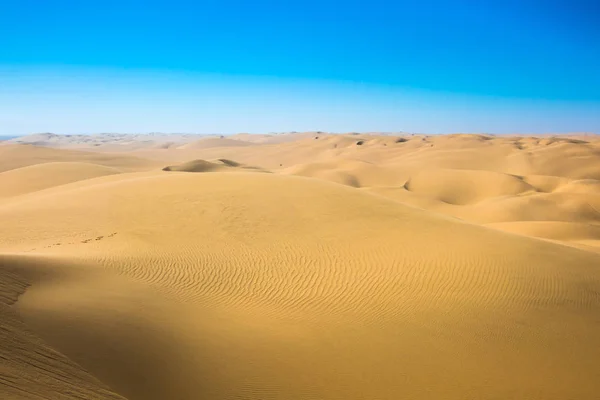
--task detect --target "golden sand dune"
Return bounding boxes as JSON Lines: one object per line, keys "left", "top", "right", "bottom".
{"left": 485, "top": 221, "right": 600, "bottom": 252}
{"left": 1, "top": 134, "right": 600, "bottom": 399}
{"left": 555, "top": 178, "right": 600, "bottom": 195}
{"left": 162, "top": 158, "right": 266, "bottom": 173}
{"left": 0, "top": 162, "right": 121, "bottom": 198}
{"left": 0, "top": 143, "right": 161, "bottom": 173}
{"left": 282, "top": 159, "right": 400, "bottom": 188}
{"left": 403, "top": 168, "right": 537, "bottom": 205}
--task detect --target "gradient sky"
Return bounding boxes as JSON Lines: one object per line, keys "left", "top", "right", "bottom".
{"left": 1, "top": 0, "right": 599, "bottom": 135}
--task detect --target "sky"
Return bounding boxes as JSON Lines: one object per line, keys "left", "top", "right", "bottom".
{"left": 0, "top": 0, "right": 599, "bottom": 135}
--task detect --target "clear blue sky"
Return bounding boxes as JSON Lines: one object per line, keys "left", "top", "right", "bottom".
{"left": 1, "top": 0, "right": 599, "bottom": 134}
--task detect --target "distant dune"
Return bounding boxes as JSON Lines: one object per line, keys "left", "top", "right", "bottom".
{"left": 162, "top": 158, "right": 266, "bottom": 173}
{"left": 178, "top": 137, "right": 256, "bottom": 150}
{"left": 1, "top": 132, "right": 599, "bottom": 399}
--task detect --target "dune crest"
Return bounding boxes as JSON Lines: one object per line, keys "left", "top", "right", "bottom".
{"left": 162, "top": 158, "right": 267, "bottom": 173}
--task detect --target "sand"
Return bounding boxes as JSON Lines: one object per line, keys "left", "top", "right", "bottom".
{"left": 1, "top": 132, "right": 599, "bottom": 399}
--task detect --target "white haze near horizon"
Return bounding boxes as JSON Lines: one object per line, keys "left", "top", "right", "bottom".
{"left": 1, "top": 66, "right": 599, "bottom": 136}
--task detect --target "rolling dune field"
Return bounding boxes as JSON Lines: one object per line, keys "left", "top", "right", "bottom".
{"left": 1, "top": 133, "right": 600, "bottom": 399}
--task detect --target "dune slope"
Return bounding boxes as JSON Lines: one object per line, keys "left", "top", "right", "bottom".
{"left": 0, "top": 162, "right": 122, "bottom": 198}
{"left": 1, "top": 171, "right": 600, "bottom": 400}
{"left": 0, "top": 255, "right": 126, "bottom": 400}
{"left": 0, "top": 144, "right": 161, "bottom": 173}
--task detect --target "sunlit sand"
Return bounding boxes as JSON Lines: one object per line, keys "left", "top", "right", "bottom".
{"left": 1, "top": 132, "right": 599, "bottom": 399}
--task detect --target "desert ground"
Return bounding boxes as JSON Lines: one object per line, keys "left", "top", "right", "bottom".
{"left": 1, "top": 132, "right": 599, "bottom": 400}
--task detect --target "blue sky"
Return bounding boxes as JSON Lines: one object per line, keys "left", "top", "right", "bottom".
{"left": 1, "top": 0, "right": 599, "bottom": 134}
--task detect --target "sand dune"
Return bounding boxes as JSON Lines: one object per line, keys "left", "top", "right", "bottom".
{"left": 403, "top": 168, "right": 536, "bottom": 205}
{"left": 485, "top": 221, "right": 600, "bottom": 252}
{"left": 282, "top": 159, "right": 401, "bottom": 188}
{"left": 555, "top": 178, "right": 600, "bottom": 195}
{"left": 1, "top": 133, "right": 600, "bottom": 399}
{"left": 178, "top": 137, "right": 256, "bottom": 150}
{"left": 0, "top": 162, "right": 121, "bottom": 198}
{"left": 5, "top": 132, "right": 208, "bottom": 151}
{"left": 0, "top": 144, "right": 161, "bottom": 173}
{"left": 163, "top": 158, "right": 266, "bottom": 173}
